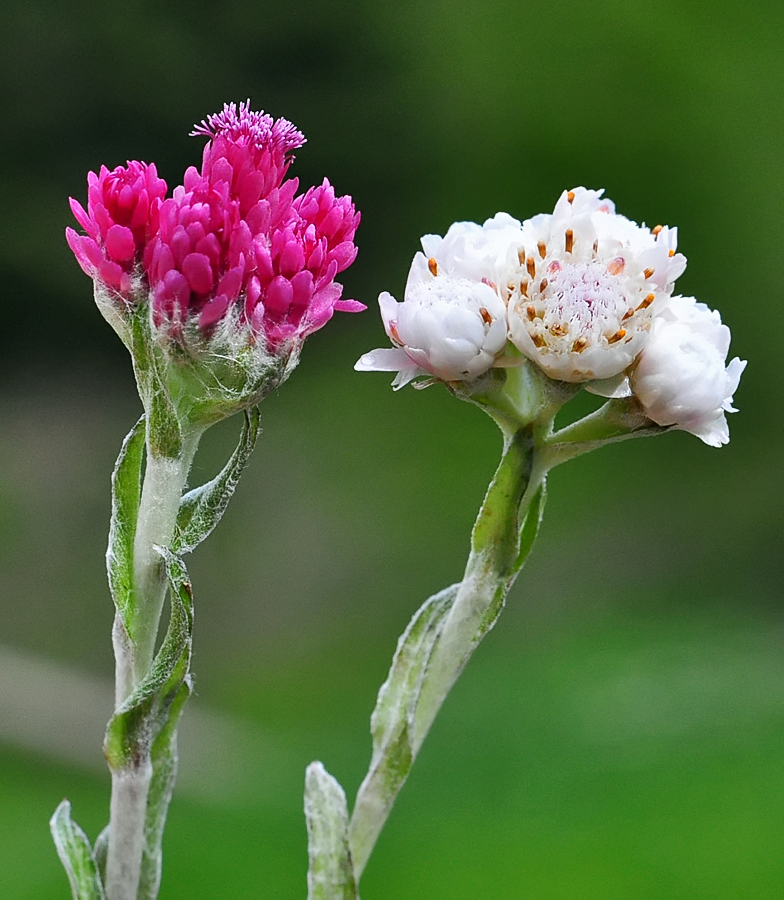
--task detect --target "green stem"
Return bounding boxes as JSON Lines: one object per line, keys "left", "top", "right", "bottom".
{"left": 105, "top": 430, "right": 200, "bottom": 900}
{"left": 411, "top": 427, "right": 541, "bottom": 752}
{"left": 348, "top": 427, "right": 548, "bottom": 879}
{"left": 129, "top": 435, "right": 201, "bottom": 691}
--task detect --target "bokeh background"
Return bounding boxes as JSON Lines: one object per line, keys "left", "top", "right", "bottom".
{"left": 1, "top": 0, "right": 783, "bottom": 897}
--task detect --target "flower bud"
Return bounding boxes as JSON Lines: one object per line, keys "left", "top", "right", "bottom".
{"left": 630, "top": 295, "right": 746, "bottom": 446}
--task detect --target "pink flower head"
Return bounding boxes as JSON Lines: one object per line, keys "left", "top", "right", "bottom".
{"left": 68, "top": 102, "right": 363, "bottom": 363}
{"left": 66, "top": 161, "right": 167, "bottom": 295}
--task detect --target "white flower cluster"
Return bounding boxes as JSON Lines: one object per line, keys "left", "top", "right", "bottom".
{"left": 356, "top": 188, "right": 745, "bottom": 447}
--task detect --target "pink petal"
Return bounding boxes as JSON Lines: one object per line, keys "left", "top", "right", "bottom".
{"left": 334, "top": 299, "right": 366, "bottom": 313}
{"left": 69, "top": 198, "right": 96, "bottom": 237}
{"left": 216, "top": 265, "right": 244, "bottom": 302}
{"left": 329, "top": 241, "right": 358, "bottom": 272}
{"left": 279, "top": 238, "right": 306, "bottom": 277}
{"left": 199, "top": 293, "right": 232, "bottom": 329}
{"left": 265, "top": 275, "right": 294, "bottom": 316}
{"left": 181, "top": 252, "right": 215, "bottom": 294}
{"left": 290, "top": 270, "right": 314, "bottom": 307}
{"left": 104, "top": 224, "right": 136, "bottom": 262}
{"left": 98, "top": 259, "right": 126, "bottom": 291}
{"left": 245, "top": 276, "right": 262, "bottom": 318}
{"left": 66, "top": 229, "right": 102, "bottom": 275}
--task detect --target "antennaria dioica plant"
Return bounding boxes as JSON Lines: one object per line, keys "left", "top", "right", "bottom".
{"left": 61, "top": 109, "right": 744, "bottom": 899}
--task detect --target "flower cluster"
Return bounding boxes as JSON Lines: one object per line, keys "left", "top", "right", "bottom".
{"left": 67, "top": 161, "right": 167, "bottom": 297}
{"left": 67, "top": 102, "right": 362, "bottom": 358}
{"left": 356, "top": 188, "right": 745, "bottom": 446}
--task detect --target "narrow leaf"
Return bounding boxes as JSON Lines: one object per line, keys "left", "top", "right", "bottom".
{"left": 138, "top": 677, "right": 191, "bottom": 900}
{"left": 104, "top": 549, "right": 193, "bottom": 771}
{"left": 173, "top": 406, "right": 260, "bottom": 555}
{"left": 349, "top": 584, "right": 457, "bottom": 877}
{"left": 103, "top": 549, "right": 194, "bottom": 898}
{"left": 50, "top": 801, "right": 106, "bottom": 900}
{"left": 106, "top": 416, "right": 145, "bottom": 630}
{"left": 92, "top": 826, "right": 109, "bottom": 886}
{"left": 511, "top": 481, "right": 547, "bottom": 577}
{"left": 305, "top": 763, "right": 359, "bottom": 900}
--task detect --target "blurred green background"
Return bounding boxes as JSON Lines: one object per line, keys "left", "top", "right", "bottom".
{"left": 1, "top": 0, "right": 782, "bottom": 896}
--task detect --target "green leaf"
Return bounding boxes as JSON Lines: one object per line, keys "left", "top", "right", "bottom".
{"left": 349, "top": 584, "right": 457, "bottom": 877}
{"left": 92, "top": 827, "right": 109, "bottom": 886}
{"left": 173, "top": 406, "right": 260, "bottom": 555}
{"left": 50, "top": 801, "right": 106, "bottom": 900}
{"left": 305, "top": 763, "right": 360, "bottom": 900}
{"left": 104, "top": 549, "right": 193, "bottom": 772}
{"left": 103, "top": 549, "right": 194, "bottom": 899}
{"left": 106, "top": 416, "right": 146, "bottom": 632}
{"left": 138, "top": 676, "right": 191, "bottom": 900}
{"left": 512, "top": 480, "right": 547, "bottom": 577}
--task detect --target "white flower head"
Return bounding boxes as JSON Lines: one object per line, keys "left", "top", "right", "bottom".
{"left": 355, "top": 215, "right": 520, "bottom": 387}
{"left": 507, "top": 187, "right": 688, "bottom": 386}
{"left": 630, "top": 295, "right": 746, "bottom": 447}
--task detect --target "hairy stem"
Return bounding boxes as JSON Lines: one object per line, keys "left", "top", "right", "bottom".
{"left": 349, "top": 428, "right": 548, "bottom": 878}
{"left": 105, "top": 767, "right": 153, "bottom": 900}
{"left": 105, "top": 430, "right": 200, "bottom": 900}
{"left": 412, "top": 439, "right": 544, "bottom": 754}
{"left": 135, "top": 439, "right": 200, "bottom": 686}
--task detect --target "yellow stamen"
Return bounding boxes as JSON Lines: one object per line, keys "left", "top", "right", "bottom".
{"left": 565, "top": 229, "right": 574, "bottom": 254}
{"left": 643, "top": 267, "right": 655, "bottom": 279}
{"left": 537, "top": 241, "right": 547, "bottom": 259}
{"left": 607, "top": 329, "right": 626, "bottom": 344}
{"left": 479, "top": 307, "right": 493, "bottom": 325}
{"left": 428, "top": 257, "right": 438, "bottom": 277}
{"left": 526, "top": 257, "right": 536, "bottom": 279}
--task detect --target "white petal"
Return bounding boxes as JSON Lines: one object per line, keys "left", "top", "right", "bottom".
{"left": 354, "top": 347, "right": 417, "bottom": 372}
{"left": 586, "top": 374, "right": 633, "bottom": 399}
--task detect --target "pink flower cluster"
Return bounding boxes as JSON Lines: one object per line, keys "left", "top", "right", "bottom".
{"left": 67, "top": 102, "right": 362, "bottom": 352}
